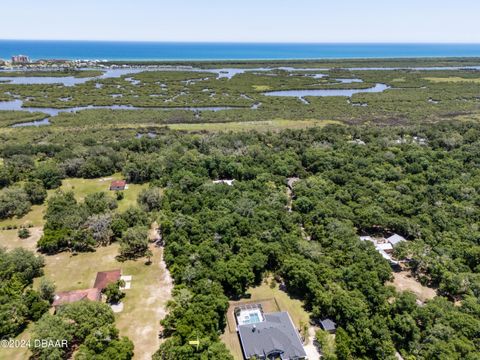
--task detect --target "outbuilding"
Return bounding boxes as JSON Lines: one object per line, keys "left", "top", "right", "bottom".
{"left": 110, "top": 180, "right": 127, "bottom": 191}
{"left": 94, "top": 269, "right": 122, "bottom": 290}
{"left": 319, "top": 319, "right": 337, "bottom": 334}
{"left": 387, "top": 234, "right": 407, "bottom": 247}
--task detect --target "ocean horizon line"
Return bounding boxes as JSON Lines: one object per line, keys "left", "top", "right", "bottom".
{"left": 2, "top": 39, "right": 480, "bottom": 44}
{"left": 3, "top": 41, "right": 480, "bottom": 61}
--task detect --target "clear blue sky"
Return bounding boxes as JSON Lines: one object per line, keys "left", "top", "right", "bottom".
{"left": 1, "top": 0, "right": 479, "bottom": 43}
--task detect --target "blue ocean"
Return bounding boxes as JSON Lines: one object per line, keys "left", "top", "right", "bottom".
{"left": 1, "top": 40, "right": 480, "bottom": 61}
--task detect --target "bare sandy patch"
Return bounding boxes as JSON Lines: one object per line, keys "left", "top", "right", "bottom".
{"left": 0, "top": 226, "right": 42, "bottom": 251}
{"left": 389, "top": 271, "right": 437, "bottom": 302}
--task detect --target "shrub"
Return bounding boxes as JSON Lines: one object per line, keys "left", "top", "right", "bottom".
{"left": 39, "top": 278, "right": 56, "bottom": 303}
{"left": 103, "top": 280, "right": 126, "bottom": 304}
{"left": 18, "top": 227, "right": 30, "bottom": 239}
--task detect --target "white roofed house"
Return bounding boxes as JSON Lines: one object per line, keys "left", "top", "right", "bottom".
{"left": 376, "top": 242, "right": 394, "bottom": 254}
{"left": 387, "top": 234, "right": 407, "bottom": 247}
{"left": 359, "top": 233, "right": 407, "bottom": 265}
{"left": 213, "top": 179, "right": 235, "bottom": 186}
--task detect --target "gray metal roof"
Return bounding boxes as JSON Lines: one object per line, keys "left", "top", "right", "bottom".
{"left": 387, "top": 234, "right": 406, "bottom": 246}
{"left": 238, "top": 312, "right": 306, "bottom": 360}
{"left": 320, "top": 318, "right": 336, "bottom": 332}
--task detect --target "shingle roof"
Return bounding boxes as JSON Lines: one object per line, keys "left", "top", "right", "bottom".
{"left": 238, "top": 312, "right": 306, "bottom": 360}
{"left": 110, "top": 180, "right": 126, "bottom": 190}
{"left": 320, "top": 319, "right": 336, "bottom": 332}
{"left": 93, "top": 269, "right": 121, "bottom": 290}
{"left": 53, "top": 288, "right": 101, "bottom": 307}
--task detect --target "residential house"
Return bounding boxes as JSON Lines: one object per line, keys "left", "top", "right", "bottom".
{"left": 359, "top": 233, "right": 408, "bottom": 265}
{"left": 235, "top": 304, "right": 307, "bottom": 360}
{"left": 52, "top": 288, "right": 101, "bottom": 309}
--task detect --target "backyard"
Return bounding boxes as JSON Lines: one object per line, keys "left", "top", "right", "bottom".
{"left": 221, "top": 277, "right": 310, "bottom": 360}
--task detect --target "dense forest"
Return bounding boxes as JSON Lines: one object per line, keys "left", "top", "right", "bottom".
{"left": 0, "top": 118, "right": 479, "bottom": 359}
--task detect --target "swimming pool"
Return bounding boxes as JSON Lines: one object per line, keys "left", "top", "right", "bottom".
{"left": 244, "top": 312, "right": 261, "bottom": 324}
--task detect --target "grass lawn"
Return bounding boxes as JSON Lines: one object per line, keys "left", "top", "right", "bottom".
{"left": 0, "top": 323, "right": 34, "bottom": 360}
{"left": 115, "top": 245, "right": 173, "bottom": 360}
{"left": 221, "top": 277, "right": 310, "bottom": 360}
{"left": 32, "top": 243, "right": 172, "bottom": 360}
{"left": 424, "top": 77, "right": 480, "bottom": 83}
{"left": 247, "top": 278, "right": 310, "bottom": 328}
{"left": 0, "top": 204, "right": 46, "bottom": 228}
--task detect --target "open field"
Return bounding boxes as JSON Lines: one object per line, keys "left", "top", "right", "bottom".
{"left": 167, "top": 119, "right": 340, "bottom": 132}
{"left": 424, "top": 76, "right": 480, "bottom": 83}
{"left": 252, "top": 85, "right": 272, "bottom": 91}
{"left": 59, "top": 175, "right": 147, "bottom": 212}
{"left": 0, "top": 204, "right": 46, "bottom": 228}
{"left": 221, "top": 277, "right": 310, "bottom": 360}
{"left": 115, "top": 245, "right": 173, "bottom": 360}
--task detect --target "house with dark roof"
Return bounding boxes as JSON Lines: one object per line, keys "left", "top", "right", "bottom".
{"left": 319, "top": 318, "right": 337, "bottom": 334}
{"left": 110, "top": 180, "right": 127, "bottom": 191}
{"left": 94, "top": 269, "right": 122, "bottom": 290}
{"left": 53, "top": 288, "right": 101, "bottom": 308}
{"left": 235, "top": 305, "right": 306, "bottom": 360}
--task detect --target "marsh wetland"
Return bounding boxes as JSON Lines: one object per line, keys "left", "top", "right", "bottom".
{"left": 1, "top": 59, "right": 480, "bottom": 129}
